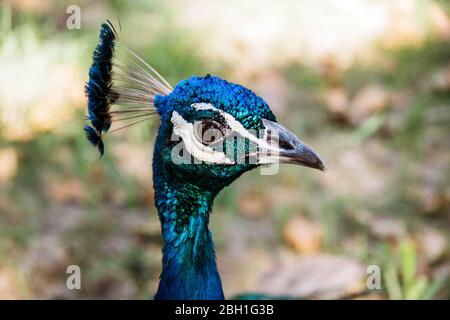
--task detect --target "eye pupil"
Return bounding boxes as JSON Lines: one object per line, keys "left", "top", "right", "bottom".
{"left": 196, "top": 120, "right": 225, "bottom": 146}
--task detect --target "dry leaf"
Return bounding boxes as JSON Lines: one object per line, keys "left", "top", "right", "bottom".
{"left": 349, "top": 85, "right": 390, "bottom": 124}
{"left": 48, "top": 179, "right": 85, "bottom": 203}
{"left": 416, "top": 227, "right": 447, "bottom": 263}
{"left": 238, "top": 190, "right": 270, "bottom": 218}
{"left": 325, "top": 87, "right": 349, "bottom": 118}
{"left": 256, "top": 255, "right": 365, "bottom": 299}
{"left": 0, "top": 147, "right": 18, "bottom": 183}
{"left": 283, "top": 215, "right": 323, "bottom": 254}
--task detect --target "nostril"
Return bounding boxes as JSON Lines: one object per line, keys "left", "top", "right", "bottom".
{"left": 279, "top": 139, "right": 295, "bottom": 150}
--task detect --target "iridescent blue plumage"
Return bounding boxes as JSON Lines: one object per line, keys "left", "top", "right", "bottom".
{"left": 84, "top": 20, "right": 117, "bottom": 156}
{"left": 83, "top": 125, "right": 104, "bottom": 156}
{"left": 151, "top": 75, "right": 277, "bottom": 299}
{"left": 154, "top": 75, "right": 276, "bottom": 129}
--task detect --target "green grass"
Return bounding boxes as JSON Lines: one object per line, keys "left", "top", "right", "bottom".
{"left": 384, "top": 240, "right": 447, "bottom": 299}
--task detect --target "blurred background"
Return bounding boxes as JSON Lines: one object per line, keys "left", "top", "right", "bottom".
{"left": 0, "top": 0, "right": 449, "bottom": 299}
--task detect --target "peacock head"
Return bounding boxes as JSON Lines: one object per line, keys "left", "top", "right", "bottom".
{"left": 152, "top": 74, "right": 325, "bottom": 192}
{"left": 85, "top": 21, "right": 326, "bottom": 300}
{"left": 84, "top": 22, "right": 325, "bottom": 194}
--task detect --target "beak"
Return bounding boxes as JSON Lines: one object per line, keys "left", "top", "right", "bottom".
{"left": 258, "top": 119, "right": 326, "bottom": 171}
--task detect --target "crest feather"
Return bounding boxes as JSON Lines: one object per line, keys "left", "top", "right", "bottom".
{"left": 84, "top": 20, "right": 172, "bottom": 156}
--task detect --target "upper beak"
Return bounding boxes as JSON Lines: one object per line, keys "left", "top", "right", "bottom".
{"left": 259, "top": 119, "right": 326, "bottom": 171}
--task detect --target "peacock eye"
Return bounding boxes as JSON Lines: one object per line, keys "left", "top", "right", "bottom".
{"left": 194, "top": 119, "right": 226, "bottom": 146}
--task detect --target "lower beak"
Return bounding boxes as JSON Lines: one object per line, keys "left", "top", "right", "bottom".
{"left": 259, "top": 119, "right": 326, "bottom": 171}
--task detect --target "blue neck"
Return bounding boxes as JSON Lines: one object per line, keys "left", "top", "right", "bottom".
{"left": 152, "top": 154, "right": 224, "bottom": 300}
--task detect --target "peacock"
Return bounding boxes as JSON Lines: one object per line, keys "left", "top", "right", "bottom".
{"left": 84, "top": 21, "right": 325, "bottom": 300}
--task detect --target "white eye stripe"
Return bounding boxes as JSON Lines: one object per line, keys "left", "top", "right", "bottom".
{"left": 170, "top": 103, "right": 274, "bottom": 165}
{"left": 191, "top": 103, "right": 272, "bottom": 150}
{"left": 171, "top": 111, "right": 234, "bottom": 165}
